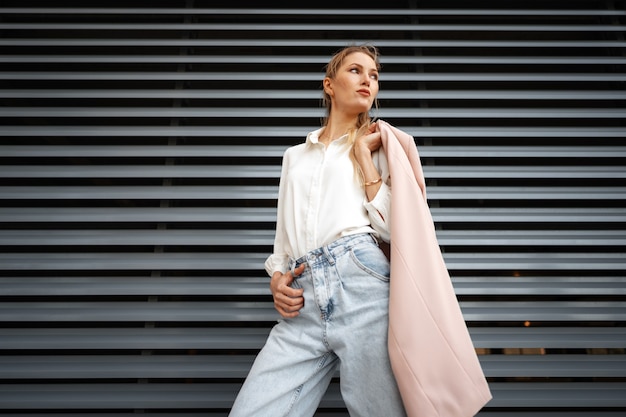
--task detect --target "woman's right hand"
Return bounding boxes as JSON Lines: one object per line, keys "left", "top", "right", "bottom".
{"left": 270, "top": 264, "right": 305, "bottom": 318}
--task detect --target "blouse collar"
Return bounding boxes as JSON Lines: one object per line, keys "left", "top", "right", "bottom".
{"left": 306, "top": 128, "right": 349, "bottom": 146}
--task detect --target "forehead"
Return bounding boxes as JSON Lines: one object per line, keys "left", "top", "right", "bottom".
{"left": 342, "top": 52, "right": 378, "bottom": 70}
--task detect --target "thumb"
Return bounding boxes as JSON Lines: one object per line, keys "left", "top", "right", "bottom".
{"left": 294, "top": 263, "right": 305, "bottom": 276}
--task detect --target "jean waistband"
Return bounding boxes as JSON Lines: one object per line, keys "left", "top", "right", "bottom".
{"left": 289, "top": 233, "right": 377, "bottom": 275}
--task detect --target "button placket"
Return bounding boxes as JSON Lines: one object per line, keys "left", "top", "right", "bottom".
{"left": 304, "top": 144, "right": 325, "bottom": 251}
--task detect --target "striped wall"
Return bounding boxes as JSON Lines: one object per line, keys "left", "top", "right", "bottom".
{"left": 0, "top": 1, "right": 625, "bottom": 416}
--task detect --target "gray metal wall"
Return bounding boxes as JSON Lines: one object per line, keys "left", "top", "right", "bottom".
{"left": 0, "top": 1, "right": 625, "bottom": 416}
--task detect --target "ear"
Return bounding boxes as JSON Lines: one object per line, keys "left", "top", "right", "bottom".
{"left": 323, "top": 77, "right": 333, "bottom": 97}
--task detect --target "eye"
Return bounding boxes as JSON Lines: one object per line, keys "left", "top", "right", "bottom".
{"left": 370, "top": 73, "right": 379, "bottom": 81}
{"left": 350, "top": 68, "right": 359, "bottom": 74}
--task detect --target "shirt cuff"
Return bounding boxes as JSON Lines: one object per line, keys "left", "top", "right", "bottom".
{"left": 264, "top": 253, "right": 289, "bottom": 277}
{"left": 364, "top": 181, "right": 390, "bottom": 218}
{"left": 364, "top": 181, "right": 391, "bottom": 242}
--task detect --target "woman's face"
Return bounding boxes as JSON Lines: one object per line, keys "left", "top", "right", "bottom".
{"left": 324, "top": 51, "right": 379, "bottom": 117}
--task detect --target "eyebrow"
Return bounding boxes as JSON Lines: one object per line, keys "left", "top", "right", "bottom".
{"left": 349, "top": 62, "right": 379, "bottom": 73}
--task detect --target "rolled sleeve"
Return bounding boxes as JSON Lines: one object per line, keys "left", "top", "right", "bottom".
{"left": 264, "top": 253, "right": 289, "bottom": 277}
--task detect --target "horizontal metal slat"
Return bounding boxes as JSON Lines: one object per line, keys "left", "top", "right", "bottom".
{"left": 0, "top": 383, "right": 256, "bottom": 410}
{"left": 0, "top": 185, "right": 279, "bottom": 200}
{"left": 0, "top": 106, "right": 620, "bottom": 119}
{"left": 469, "top": 327, "right": 626, "bottom": 349}
{"left": 427, "top": 186, "right": 626, "bottom": 200}
{"left": 0, "top": 328, "right": 273, "bottom": 351}
{"left": 426, "top": 166, "right": 626, "bottom": 179}
{"left": 0, "top": 413, "right": 623, "bottom": 417}
{"left": 3, "top": 107, "right": 623, "bottom": 119}
{"left": 452, "top": 277, "right": 626, "bottom": 296}
{"left": 0, "top": 207, "right": 280, "bottom": 223}
{"left": 2, "top": 165, "right": 623, "bottom": 179}
{"left": 3, "top": 145, "right": 625, "bottom": 158}
{"left": 2, "top": 72, "right": 625, "bottom": 82}
{"left": 437, "top": 230, "right": 626, "bottom": 246}
{"left": 0, "top": 413, "right": 235, "bottom": 417}
{"left": 1, "top": 8, "right": 624, "bottom": 16}
{"left": 0, "top": 301, "right": 280, "bottom": 323}
{"left": 4, "top": 89, "right": 626, "bottom": 100}
{"left": 0, "top": 276, "right": 623, "bottom": 297}
{"left": 3, "top": 39, "right": 625, "bottom": 48}
{"left": 1, "top": 355, "right": 624, "bottom": 379}
{"left": 3, "top": 126, "right": 625, "bottom": 138}
{"left": 0, "top": 252, "right": 268, "bottom": 271}
{"left": 0, "top": 301, "right": 623, "bottom": 322}
{"left": 480, "top": 355, "right": 626, "bottom": 378}
{"left": 1, "top": 327, "right": 623, "bottom": 350}
{"left": 0, "top": 382, "right": 624, "bottom": 409}
{"left": 2, "top": 252, "right": 622, "bottom": 271}
{"left": 1, "top": 207, "right": 623, "bottom": 224}
{"left": 0, "top": 145, "right": 289, "bottom": 158}
{"left": 1, "top": 229, "right": 623, "bottom": 247}
{"left": 442, "top": 253, "right": 626, "bottom": 271}
{"left": 1, "top": 55, "right": 624, "bottom": 65}
{"left": 2, "top": 23, "right": 624, "bottom": 31}
{"left": 488, "top": 382, "right": 626, "bottom": 408}
{"left": 0, "top": 413, "right": 234, "bottom": 417}
{"left": 422, "top": 146, "right": 626, "bottom": 156}
{"left": 0, "top": 165, "right": 284, "bottom": 179}
{"left": 475, "top": 413, "right": 626, "bottom": 417}
{"left": 2, "top": 186, "right": 623, "bottom": 200}
{"left": 0, "top": 229, "right": 275, "bottom": 246}
{"left": 0, "top": 277, "right": 271, "bottom": 297}
{"left": 432, "top": 207, "right": 626, "bottom": 223}
{"left": 0, "top": 355, "right": 256, "bottom": 379}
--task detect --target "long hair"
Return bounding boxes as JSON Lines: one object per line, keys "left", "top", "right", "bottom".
{"left": 321, "top": 45, "right": 381, "bottom": 183}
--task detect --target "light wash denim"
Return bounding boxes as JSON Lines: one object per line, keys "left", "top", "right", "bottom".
{"left": 229, "top": 233, "right": 406, "bottom": 417}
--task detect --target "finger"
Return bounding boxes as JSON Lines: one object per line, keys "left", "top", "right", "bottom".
{"left": 274, "top": 287, "right": 304, "bottom": 305}
{"left": 276, "top": 290, "right": 304, "bottom": 306}
{"left": 277, "top": 298, "right": 304, "bottom": 311}
{"left": 275, "top": 279, "right": 303, "bottom": 296}
{"left": 278, "top": 308, "right": 300, "bottom": 318}
{"left": 275, "top": 300, "right": 304, "bottom": 318}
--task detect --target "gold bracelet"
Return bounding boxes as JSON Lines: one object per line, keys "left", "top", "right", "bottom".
{"left": 364, "top": 177, "right": 382, "bottom": 186}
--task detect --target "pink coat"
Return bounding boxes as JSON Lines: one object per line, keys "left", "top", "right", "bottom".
{"left": 378, "top": 120, "right": 492, "bottom": 417}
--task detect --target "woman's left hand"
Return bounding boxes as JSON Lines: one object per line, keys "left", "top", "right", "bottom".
{"left": 354, "top": 122, "right": 384, "bottom": 202}
{"left": 354, "top": 122, "right": 381, "bottom": 157}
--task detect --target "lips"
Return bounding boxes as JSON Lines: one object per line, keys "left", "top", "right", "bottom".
{"left": 357, "top": 89, "right": 371, "bottom": 97}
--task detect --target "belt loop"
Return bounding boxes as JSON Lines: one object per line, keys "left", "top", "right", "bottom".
{"left": 323, "top": 245, "right": 335, "bottom": 265}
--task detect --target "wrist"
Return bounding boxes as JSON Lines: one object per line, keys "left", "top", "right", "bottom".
{"left": 354, "top": 144, "right": 372, "bottom": 163}
{"left": 364, "top": 177, "right": 382, "bottom": 186}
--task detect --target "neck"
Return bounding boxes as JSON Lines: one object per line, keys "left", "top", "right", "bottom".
{"left": 320, "top": 113, "right": 358, "bottom": 145}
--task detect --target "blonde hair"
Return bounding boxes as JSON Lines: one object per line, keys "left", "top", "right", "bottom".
{"left": 321, "top": 44, "right": 381, "bottom": 183}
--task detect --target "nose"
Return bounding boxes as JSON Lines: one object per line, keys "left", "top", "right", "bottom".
{"left": 361, "top": 73, "right": 370, "bottom": 86}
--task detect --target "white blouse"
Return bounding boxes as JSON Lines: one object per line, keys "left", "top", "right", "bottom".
{"left": 264, "top": 127, "right": 391, "bottom": 276}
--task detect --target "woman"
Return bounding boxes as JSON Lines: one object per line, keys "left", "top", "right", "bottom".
{"left": 229, "top": 45, "right": 406, "bottom": 417}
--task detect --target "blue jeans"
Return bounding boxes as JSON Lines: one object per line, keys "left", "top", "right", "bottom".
{"left": 229, "top": 233, "right": 406, "bottom": 417}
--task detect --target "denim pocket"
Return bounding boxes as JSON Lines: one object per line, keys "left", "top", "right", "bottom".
{"left": 349, "top": 244, "right": 390, "bottom": 282}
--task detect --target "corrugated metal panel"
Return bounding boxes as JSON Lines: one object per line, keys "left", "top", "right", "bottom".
{"left": 0, "top": 1, "right": 624, "bottom": 416}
